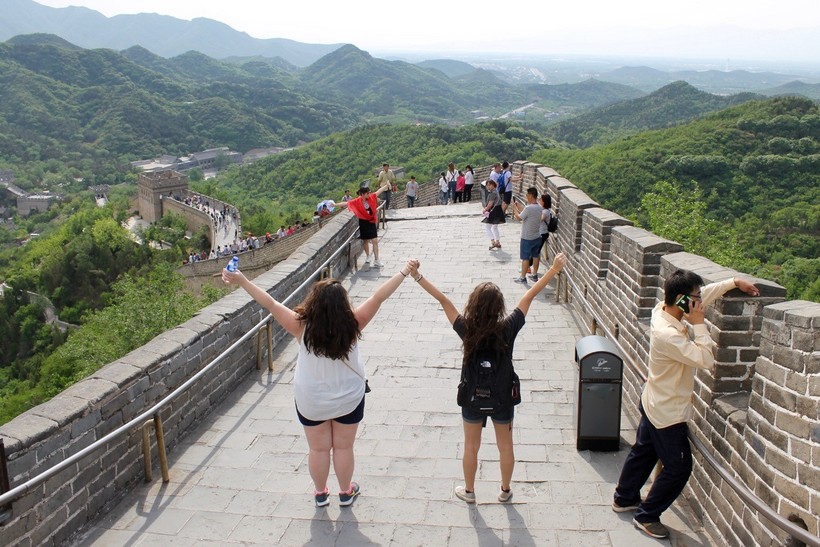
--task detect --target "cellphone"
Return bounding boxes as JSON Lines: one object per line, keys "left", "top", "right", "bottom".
{"left": 675, "top": 294, "right": 691, "bottom": 313}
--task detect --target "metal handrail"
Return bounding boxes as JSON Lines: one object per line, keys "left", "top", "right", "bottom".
{"left": 559, "top": 268, "right": 819, "bottom": 547}
{"left": 0, "top": 219, "right": 363, "bottom": 509}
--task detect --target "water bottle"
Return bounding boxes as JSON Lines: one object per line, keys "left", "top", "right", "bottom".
{"left": 226, "top": 256, "right": 239, "bottom": 272}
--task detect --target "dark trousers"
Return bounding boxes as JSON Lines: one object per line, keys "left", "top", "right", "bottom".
{"left": 407, "top": 196, "right": 415, "bottom": 208}
{"left": 614, "top": 403, "right": 693, "bottom": 523}
{"left": 464, "top": 185, "right": 473, "bottom": 202}
{"left": 455, "top": 191, "right": 463, "bottom": 203}
{"left": 448, "top": 181, "right": 457, "bottom": 203}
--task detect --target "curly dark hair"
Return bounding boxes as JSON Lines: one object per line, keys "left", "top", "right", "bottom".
{"left": 461, "top": 282, "right": 507, "bottom": 358}
{"left": 294, "top": 279, "right": 361, "bottom": 360}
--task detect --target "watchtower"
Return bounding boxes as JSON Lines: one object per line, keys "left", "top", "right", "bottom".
{"left": 137, "top": 170, "right": 188, "bottom": 223}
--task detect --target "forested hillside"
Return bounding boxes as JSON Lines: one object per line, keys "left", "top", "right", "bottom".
{"left": 0, "top": 189, "right": 226, "bottom": 423}
{"left": 532, "top": 96, "right": 819, "bottom": 301}
{"left": 545, "top": 81, "right": 761, "bottom": 147}
{"left": 0, "top": 37, "right": 645, "bottom": 190}
{"left": 198, "top": 121, "right": 555, "bottom": 234}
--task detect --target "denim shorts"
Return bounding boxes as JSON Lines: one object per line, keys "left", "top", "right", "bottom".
{"left": 462, "top": 405, "right": 514, "bottom": 427}
{"left": 296, "top": 396, "right": 365, "bottom": 427}
{"left": 520, "top": 237, "right": 542, "bottom": 260}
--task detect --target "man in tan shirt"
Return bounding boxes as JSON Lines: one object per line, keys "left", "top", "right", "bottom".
{"left": 377, "top": 163, "right": 395, "bottom": 210}
{"left": 613, "top": 269, "right": 759, "bottom": 539}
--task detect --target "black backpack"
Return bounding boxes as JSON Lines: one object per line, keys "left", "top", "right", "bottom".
{"left": 547, "top": 213, "right": 558, "bottom": 233}
{"left": 457, "top": 344, "right": 521, "bottom": 414}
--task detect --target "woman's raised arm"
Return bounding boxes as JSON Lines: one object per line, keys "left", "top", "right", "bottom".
{"left": 409, "top": 261, "right": 460, "bottom": 325}
{"left": 222, "top": 269, "right": 302, "bottom": 337}
{"left": 354, "top": 260, "right": 414, "bottom": 329}
{"left": 517, "top": 253, "right": 567, "bottom": 316}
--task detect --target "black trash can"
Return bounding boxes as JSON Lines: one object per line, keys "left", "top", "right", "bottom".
{"left": 574, "top": 335, "right": 623, "bottom": 451}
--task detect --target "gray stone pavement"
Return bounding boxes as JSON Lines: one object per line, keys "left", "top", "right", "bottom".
{"left": 74, "top": 204, "right": 713, "bottom": 546}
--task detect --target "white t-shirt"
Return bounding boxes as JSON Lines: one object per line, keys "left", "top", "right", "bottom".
{"left": 464, "top": 171, "right": 474, "bottom": 186}
{"left": 294, "top": 333, "right": 365, "bottom": 421}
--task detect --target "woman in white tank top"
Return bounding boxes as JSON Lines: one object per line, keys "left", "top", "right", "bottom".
{"left": 222, "top": 259, "right": 415, "bottom": 507}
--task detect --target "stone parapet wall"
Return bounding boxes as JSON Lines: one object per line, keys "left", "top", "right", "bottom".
{"left": 160, "top": 197, "right": 214, "bottom": 248}
{"left": 0, "top": 213, "right": 361, "bottom": 546}
{"left": 517, "top": 160, "right": 814, "bottom": 546}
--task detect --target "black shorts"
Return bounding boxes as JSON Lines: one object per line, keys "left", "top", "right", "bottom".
{"left": 503, "top": 191, "right": 512, "bottom": 205}
{"left": 462, "top": 405, "right": 514, "bottom": 428}
{"left": 296, "top": 396, "right": 366, "bottom": 427}
{"left": 358, "top": 218, "right": 378, "bottom": 240}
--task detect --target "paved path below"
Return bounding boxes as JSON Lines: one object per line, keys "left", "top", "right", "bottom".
{"left": 75, "top": 204, "right": 712, "bottom": 546}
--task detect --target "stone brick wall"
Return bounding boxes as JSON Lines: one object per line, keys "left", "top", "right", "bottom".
{"left": 161, "top": 197, "right": 213, "bottom": 247}
{"left": 0, "top": 212, "right": 361, "bottom": 546}
{"left": 520, "top": 161, "right": 815, "bottom": 546}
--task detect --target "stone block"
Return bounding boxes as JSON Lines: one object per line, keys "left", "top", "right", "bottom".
{"left": 798, "top": 462, "right": 820, "bottom": 490}
{"left": 792, "top": 329, "right": 815, "bottom": 352}
{"left": 791, "top": 438, "right": 812, "bottom": 464}
{"left": 796, "top": 394, "right": 818, "bottom": 420}
{"left": 765, "top": 446, "right": 797, "bottom": 478}
{"left": 765, "top": 382, "right": 796, "bottom": 412}
{"left": 784, "top": 303, "right": 820, "bottom": 328}
{"left": 91, "top": 362, "right": 144, "bottom": 388}
{"left": 753, "top": 357, "right": 784, "bottom": 384}
{"left": 772, "top": 345, "right": 804, "bottom": 372}
{"left": 776, "top": 409, "right": 810, "bottom": 437}
{"left": 0, "top": 413, "right": 58, "bottom": 447}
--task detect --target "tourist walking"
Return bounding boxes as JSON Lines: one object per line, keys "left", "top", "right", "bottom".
{"left": 222, "top": 260, "right": 418, "bottom": 508}
{"left": 407, "top": 253, "right": 567, "bottom": 503}
{"left": 405, "top": 176, "right": 419, "bottom": 208}
{"left": 482, "top": 179, "right": 505, "bottom": 250}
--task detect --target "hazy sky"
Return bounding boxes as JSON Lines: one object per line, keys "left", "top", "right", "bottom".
{"left": 35, "top": 0, "right": 820, "bottom": 64}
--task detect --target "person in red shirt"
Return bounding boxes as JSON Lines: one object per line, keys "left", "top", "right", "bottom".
{"left": 346, "top": 185, "right": 388, "bottom": 267}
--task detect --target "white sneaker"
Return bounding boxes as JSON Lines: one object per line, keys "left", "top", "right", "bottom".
{"left": 373, "top": 260, "right": 384, "bottom": 268}
{"left": 365, "top": 255, "right": 373, "bottom": 266}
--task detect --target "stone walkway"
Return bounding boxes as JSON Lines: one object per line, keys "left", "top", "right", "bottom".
{"left": 74, "top": 204, "right": 712, "bottom": 546}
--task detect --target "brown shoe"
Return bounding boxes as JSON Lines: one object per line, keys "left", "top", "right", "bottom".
{"left": 633, "top": 519, "right": 669, "bottom": 539}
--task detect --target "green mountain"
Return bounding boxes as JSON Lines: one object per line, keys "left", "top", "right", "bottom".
{"left": 532, "top": 96, "right": 819, "bottom": 300}
{"left": 0, "top": 0, "right": 343, "bottom": 66}
{"left": 602, "top": 65, "right": 804, "bottom": 93}
{"left": 547, "top": 81, "right": 761, "bottom": 147}
{"left": 416, "top": 59, "right": 477, "bottom": 78}
{"left": 758, "top": 80, "right": 820, "bottom": 100}
{"left": 525, "top": 78, "right": 644, "bottom": 109}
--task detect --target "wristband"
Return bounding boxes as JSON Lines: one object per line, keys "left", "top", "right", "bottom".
{"left": 399, "top": 270, "right": 408, "bottom": 277}
{"left": 414, "top": 274, "right": 424, "bottom": 282}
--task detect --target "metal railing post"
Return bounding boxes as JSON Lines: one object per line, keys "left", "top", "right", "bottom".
{"left": 153, "top": 414, "right": 170, "bottom": 483}
{"left": 266, "top": 321, "right": 274, "bottom": 371}
{"left": 141, "top": 420, "right": 153, "bottom": 482}
{"left": 0, "top": 440, "right": 11, "bottom": 525}
{"left": 256, "top": 328, "right": 264, "bottom": 370}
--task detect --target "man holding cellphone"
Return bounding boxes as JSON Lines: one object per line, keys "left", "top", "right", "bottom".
{"left": 612, "top": 269, "right": 759, "bottom": 539}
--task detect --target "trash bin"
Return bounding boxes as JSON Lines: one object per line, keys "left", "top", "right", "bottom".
{"left": 574, "top": 335, "right": 623, "bottom": 451}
